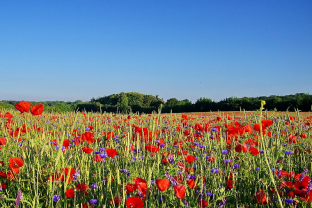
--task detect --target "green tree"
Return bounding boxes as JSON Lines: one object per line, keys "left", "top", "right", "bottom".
{"left": 166, "top": 98, "right": 179, "bottom": 106}
{"left": 118, "top": 92, "right": 129, "bottom": 113}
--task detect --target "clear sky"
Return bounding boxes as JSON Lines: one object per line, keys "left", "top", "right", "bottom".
{"left": 1, "top": 0, "right": 311, "bottom": 103}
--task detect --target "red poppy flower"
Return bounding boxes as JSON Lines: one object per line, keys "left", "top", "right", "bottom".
{"left": 106, "top": 148, "right": 117, "bottom": 157}
{"left": 300, "top": 133, "right": 307, "bottom": 139}
{"left": 254, "top": 190, "right": 269, "bottom": 204}
{"left": 0, "top": 182, "right": 7, "bottom": 190}
{"left": 65, "top": 189, "right": 75, "bottom": 198}
{"left": 0, "top": 137, "right": 6, "bottom": 145}
{"left": 156, "top": 179, "right": 170, "bottom": 191}
{"left": 47, "top": 173, "right": 61, "bottom": 182}
{"left": 6, "top": 169, "right": 19, "bottom": 181}
{"left": 82, "top": 146, "right": 93, "bottom": 154}
{"left": 126, "top": 197, "right": 144, "bottom": 208}
{"left": 145, "top": 144, "right": 159, "bottom": 153}
{"left": 30, "top": 104, "right": 44, "bottom": 115}
{"left": 207, "top": 156, "right": 215, "bottom": 162}
{"left": 82, "top": 204, "right": 92, "bottom": 208}
{"left": 185, "top": 155, "right": 196, "bottom": 163}
{"left": 93, "top": 154, "right": 103, "bottom": 162}
{"left": 81, "top": 132, "right": 95, "bottom": 144}
{"left": 226, "top": 179, "right": 234, "bottom": 190}
{"left": 4, "top": 112, "right": 13, "bottom": 118}
{"left": 133, "top": 177, "right": 147, "bottom": 197}
{"left": 126, "top": 183, "right": 135, "bottom": 193}
{"left": 106, "top": 132, "right": 114, "bottom": 140}
{"left": 261, "top": 119, "right": 273, "bottom": 128}
{"left": 187, "top": 179, "right": 195, "bottom": 189}
{"left": 110, "top": 196, "right": 122, "bottom": 205}
{"left": 253, "top": 124, "right": 261, "bottom": 131}
{"left": 162, "top": 158, "right": 168, "bottom": 164}
{"left": 0, "top": 171, "right": 7, "bottom": 178}
{"left": 174, "top": 184, "right": 185, "bottom": 199}
{"left": 9, "top": 157, "right": 24, "bottom": 169}
{"left": 14, "top": 101, "right": 31, "bottom": 113}
{"left": 235, "top": 143, "right": 248, "bottom": 153}
{"left": 62, "top": 167, "right": 76, "bottom": 176}
{"left": 76, "top": 183, "right": 89, "bottom": 195}
{"left": 199, "top": 199, "right": 208, "bottom": 208}
{"left": 62, "top": 139, "right": 70, "bottom": 151}
{"left": 244, "top": 125, "right": 253, "bottom": 134}
{"left": 249, "top": 146, "right": 259, "bottom": 156}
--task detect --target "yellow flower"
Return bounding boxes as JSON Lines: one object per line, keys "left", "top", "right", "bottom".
{"left": 260, "top": 100, "right": 266, "bottom": 110}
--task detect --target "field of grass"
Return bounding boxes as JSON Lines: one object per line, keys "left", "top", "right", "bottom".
{"left": 0, "top": 102, "right": 312, "bottom": 207}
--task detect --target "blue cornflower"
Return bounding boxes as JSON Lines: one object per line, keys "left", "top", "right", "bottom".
{"left": 189, "top": 175, "right": 196, "bottom": 179}
{"left": 52, "top": 195, "right": 60, "bottom": 202}
{"left": 285, "top": 199, "right": 293, "bottom": 204}
{"left": 234, "top": 164, "right": 240, "bottom": 169}
{"left": 255, "top": 167, "right": 260, "bottom": 171}
{"left": 223, "top": 159, "right": 231, "bottom": 164}
{"left": 221, "top": 150, "right": 228, "bottom": 154}
{"left": 90, "top": 199, "right": 97, "bottom": 204}
{"left": 206, "top": 192, "right": 213, "bottom": 197}
{"left": 91, "top": 184, "right": 97, "bottom": 189}
{"left": 211, "top": 168, "right": 219, "bottom": 173}
{"left": 99, "top": 153, "right": 107, "bottom": 158}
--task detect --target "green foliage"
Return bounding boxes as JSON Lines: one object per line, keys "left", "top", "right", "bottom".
{"left": 1, "top": 93, "right": 311, "bottom": 113}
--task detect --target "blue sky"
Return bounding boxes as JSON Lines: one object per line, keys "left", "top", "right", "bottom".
{"left": 1, "top": 0, "right": 311, "bottom": 103}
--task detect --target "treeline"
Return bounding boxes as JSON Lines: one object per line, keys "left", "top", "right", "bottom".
{"left": 1, "top": 92, "right": 311, "bottom": 113}
{"left": 77, "top": 92, "right": 312, "bottom": 113}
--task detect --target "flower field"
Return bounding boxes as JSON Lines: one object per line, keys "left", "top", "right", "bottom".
{"left": 0, "top": 101, "right": 312, "bottom": 207}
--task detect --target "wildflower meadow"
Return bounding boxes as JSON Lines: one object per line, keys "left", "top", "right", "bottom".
{"left": 0, "top": 101, "right": 312, "bottom": 207}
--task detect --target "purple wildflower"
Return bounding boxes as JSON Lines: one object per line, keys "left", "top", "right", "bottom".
{"left": 165, "top": 171, "right": 178, "bottom": 186}
{"left": 306, "top": 178, "right": 312, "bottom": 195}
{"left": 299, "top": 168, "right": 308, "bottom": 182}
{"left": 15, "top": 190, "right": 23, "bottom": 208}
{"left": 182, "top": 199, "right": 189, "bottom": 207}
